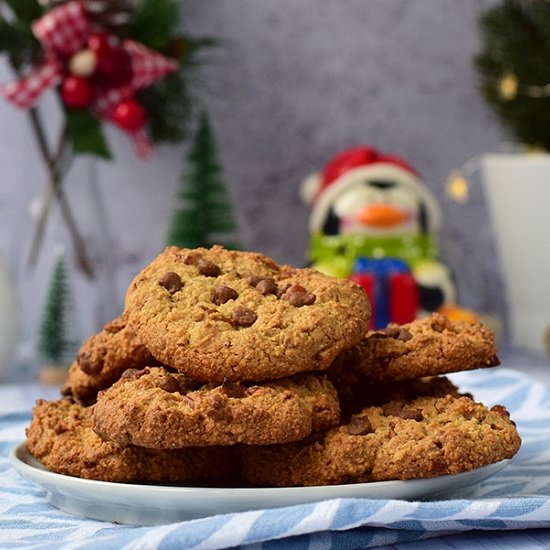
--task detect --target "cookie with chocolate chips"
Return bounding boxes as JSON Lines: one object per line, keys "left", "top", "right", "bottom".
{"left": 92, "top": 366, "right": 341, "bottom": 448}
{"left": 123, "top": 245, "right": 370, "bottom": 383}
{"left": 331, "top": 313, "right": 500, "bottom": 384}
{"left": 26, "top": 398, "right": 238, "bottom": 483}
{"left": 62, "top": 316, "right": 159, "bottom": 405}
{"left": 241, "top": 393, "right": 521, "bottom": 487}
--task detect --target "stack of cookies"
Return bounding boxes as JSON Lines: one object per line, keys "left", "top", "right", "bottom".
{"left": 26, "top": 245, "right": 521, "bottom": 486}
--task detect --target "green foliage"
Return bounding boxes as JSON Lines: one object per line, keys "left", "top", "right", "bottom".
{"left": 3, "top": 0, "right": 43, "bottom": 24}
{"left": 475, "top": 0, "right": 550, "bottom": 150}
{"left": 37, "top": 256, "right": 75, "bottom": 365}
{"left": 167, "top": 112, "right": 241, "bottom": 249}
{"left": 128, "top": 0, "right": 180, "bottom": 51}
{"left": 139, "top": 72, "right": 194, "bottom": 144}
{"left": 66, "top": 110, "right": 112, "bottom": 159}
{"left": 0, "top": 8, "right": 41, "bottom": 69}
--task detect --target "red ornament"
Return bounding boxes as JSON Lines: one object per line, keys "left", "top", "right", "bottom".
{"left": 112, "top": 98, "right": 147, "bottom": 131}
{"left": 88, "top": 32, "right": 133, "bottom": 87}
{"left": 88, "top": 32, "right": 117, "bottom": 58}
{"left": 61, "top": 76, "right": 95, "bottom": 108}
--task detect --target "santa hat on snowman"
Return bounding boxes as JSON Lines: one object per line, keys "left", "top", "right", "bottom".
{"left": 301, "top": 145, "right": 441, "bottom": 237}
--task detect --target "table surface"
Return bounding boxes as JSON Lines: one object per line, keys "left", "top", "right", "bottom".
{"left": 1, "top": 348, "right": 549, "bottom": 550}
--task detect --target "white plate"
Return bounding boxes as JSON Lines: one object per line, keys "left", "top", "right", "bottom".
{"left": 10, "top": 442, "right": 509, "bottom": 526}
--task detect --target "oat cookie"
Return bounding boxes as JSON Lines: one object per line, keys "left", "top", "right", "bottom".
{"left": 92, "top": 367, "right": 340, "bottom": 448}
{"left": 241, "top": 393, "right": 521, "bottom": 486}
{"left": 61, "top": 316, "right": 159, "bottom": 405}
{"left": 328, "top": 369, "right": 464, "bottom": 419}
{"left": 332, "top": 313, "right": 500, "bottom": 383}
{"left": 123, "top": 246, "right": 370, "bottom": 383}
{"left": 26, "top": 398, "right": 237, "bottom": 483}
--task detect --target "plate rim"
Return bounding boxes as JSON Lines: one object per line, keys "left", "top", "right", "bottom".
{"left": 10, "top": 440, "right": 511, "bottom": 498}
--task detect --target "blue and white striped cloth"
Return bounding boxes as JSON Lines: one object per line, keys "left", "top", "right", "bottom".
{"left": 1, "top": 367, "right": 550, "bottom": 549}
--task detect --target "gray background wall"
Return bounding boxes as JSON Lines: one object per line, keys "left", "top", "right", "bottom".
{"left": 0, "top": 0, "right": 506, "bottom": 375}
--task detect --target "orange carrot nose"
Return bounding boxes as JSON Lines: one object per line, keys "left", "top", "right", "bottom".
{"left": 356, "top": 204, "right": 409, "bottom": 228}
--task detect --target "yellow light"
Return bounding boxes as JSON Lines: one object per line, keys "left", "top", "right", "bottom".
{"left": 446, "top": 170, "right": 469, "bottom": 203}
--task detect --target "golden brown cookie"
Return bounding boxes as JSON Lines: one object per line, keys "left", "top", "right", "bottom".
{"left": 92, "top": 367, "right": 340, "bottom": 448}
{"left": 61, "top": 316, "right": 159, "bottom": 405}
{"left": 328, "top": 369, "right": 464, "bottom": 419}
{"left": 241, "top": 394, "right": 521, "bottom": 486}
{"left": 123, "top": 246, "right": 370, "bottom": 383}
{"left": 26, "top": 398, "right": 238, "bottom": 483}
{"left": 332, "top": 313, "right": 500, "bottom": 383}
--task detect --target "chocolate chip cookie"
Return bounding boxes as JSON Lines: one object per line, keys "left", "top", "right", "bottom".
{"left": 332, "top": 313, "right": 500, "bottom": 383}
{"left": 61, "top": 316, "right": 159, "bottom": 405}
{"left": 123, "top": 246, "right": 370, "bottom": 383}
{"left": 241, "top": 393, "right": 521, "bottom": 486}
{"left": 26, "top": 398, "right": 238, "bottom": 483}
{"left": 92, "top": 367, "right": 340, "bottom": 448}
{"left": 329, "top": 370, "right": 464, "bottom": 419}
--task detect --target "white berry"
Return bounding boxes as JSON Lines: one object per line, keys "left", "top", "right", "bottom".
{"left": 68, "top": 49, "right": 97, "bottom": 77}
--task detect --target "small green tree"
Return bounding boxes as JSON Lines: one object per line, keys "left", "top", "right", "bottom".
{"left": 475, "top": 0, "right": 550, "bottom": 150}
{"left": 37, "top": 255, "right": 75, "bottom": 365}
{"left": 167, "top": 111, "right": 241, "bottom": 249}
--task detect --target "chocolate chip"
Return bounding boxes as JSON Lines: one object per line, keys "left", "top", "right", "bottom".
{"left": 248, "top": 275, "right": 265, "bottom": 287}
{"left": 221, "top": 378, "right": 246, "bottom": 398}
{"left": 77, "top": 350, "right": 105, "bottom": 375}
{"left": 206, "top": 394, "right": 233, "bottom": 422}
{"left": 196, "top": 259, "right": 221, "bottom": 277}
{"left": 401, "top": 408, "right": 423, "bottom": 421}
{"left": 347, "top": 414, "right": 374, "bottom": 435}
{"left": 54, "top": 424, "right": 68, "bottom": 435}
{"left": 231, "top": 307, "right": 257, "bottom": 327}
{"left": 373, "top": 326, "right": 412, "bottom": 341}
{"left": 382, "top": 401, "right": 423, "bottom": 421}
{"left": 388, "top": 421, "right": 398, "bottom": 438}
{"left": 255, "top": 278, "right": 278, "bottom": 296}
{"left": 382, "top": 326, "right": 401, "bottom": 338}
{"left": 276, "top": 282, "right": 292, "bottom": 298}
{"left": 212, "top": 285, "right": 239, "bottom": 305}
{"left": 121, "top": 368, "right": 147, "bottom": 381}
{"left": 397, "top": 328, "right": 413, "bottom": 341}
{"left": 490, "top": 404, "right": 510, "bottom": 418}
{"left": 248, "top": 276, "right": 278, "bottom": 295}
{"left": 159, "top": 376, "right": 181, "bottom": 393}
{"left": 289, "top": 292, "right": 316, "bottom": 307}
{"left": 286, "top": 284, "right": 306, "bottom": 294}
{"left": 159, "top": 271, "right": 183, "bottom": 294}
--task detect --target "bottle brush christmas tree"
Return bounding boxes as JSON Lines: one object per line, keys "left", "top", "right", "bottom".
{"left": 167, "top": 112, "right": 241, "bottom": 249}
{"left": 475, "top": 0, "right": 550, "bottom": 151}
{"left": 37, "top": 255, "right": 77, "bottom": 369}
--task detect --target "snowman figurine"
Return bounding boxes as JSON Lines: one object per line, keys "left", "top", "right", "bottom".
{"left": 302, "top": 145, "right": 456, "bottom": 322}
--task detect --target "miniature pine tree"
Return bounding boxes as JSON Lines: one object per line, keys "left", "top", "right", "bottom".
{"left": 475, "top": 0, "right": 550, "bottom": 150}
{"left": 37, "top": 255, "right": 75, "bottom": 365}
{"left": 167, "top": 112, "right": 241, "bottom": 249}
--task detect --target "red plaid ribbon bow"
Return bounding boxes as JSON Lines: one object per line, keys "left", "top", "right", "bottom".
{"left": 0, "top": 1, "right": 178, "bottom": 157}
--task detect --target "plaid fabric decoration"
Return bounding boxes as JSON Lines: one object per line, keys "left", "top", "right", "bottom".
{"left": 0, "top": 54, "right": 62, "bottom": 109}
{"left": 32, "top": 2, "right": 90, "bottom": 57}
{"left": 0, "top": 1, "right": 179, "bottom": 157}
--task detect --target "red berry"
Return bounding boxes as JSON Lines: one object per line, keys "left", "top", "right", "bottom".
{"left": 88, "top": 32, "right": 116, "bottom": 57}
{"left": 112, "top": 99, "right": 147, "bottom": 131}
{"left": 89, "top": 32, "right": 133, "bottom": 87}
{"left": 60, "top": 76, "right": 95, "bottom": 108}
